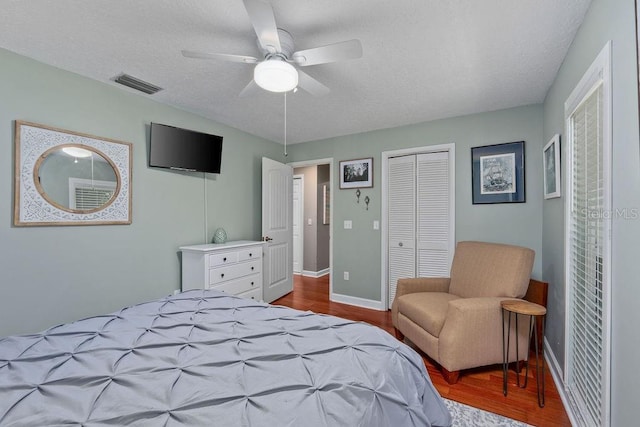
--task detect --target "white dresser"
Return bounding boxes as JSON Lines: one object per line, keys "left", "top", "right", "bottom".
{"left": 180, "top": 240, "right": 264, "bottom": 301}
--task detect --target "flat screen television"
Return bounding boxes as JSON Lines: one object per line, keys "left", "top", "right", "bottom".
{"left": 149, "top": 122, "right": 223, "bottom": 173}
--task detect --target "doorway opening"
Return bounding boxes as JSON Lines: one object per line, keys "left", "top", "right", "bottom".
{"left": 289, "top": 158, "right": 333, "bottom": 295}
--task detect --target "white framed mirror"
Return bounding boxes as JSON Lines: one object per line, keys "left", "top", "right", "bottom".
{"left": 14, "top": 121, "right": 132, "bottom": 226}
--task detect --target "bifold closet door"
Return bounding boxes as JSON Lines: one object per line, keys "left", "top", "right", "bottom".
{"left": 387, "top": 151, "right": 453, "bottom": 307}
{"left": 416, "top": 152, "right": 452, "bottom": 277}
{"left": 387, "top": 155, "right": 416, "bottom": 306}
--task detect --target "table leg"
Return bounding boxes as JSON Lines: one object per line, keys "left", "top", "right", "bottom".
{"left": 534, "top": 315, "right": 546, "bottom": 407}
{"left": 519, "top": 315, "right": 533, "bottom": 389}
{"left": 502, "top": 308, "right": 508, "bottom": 396}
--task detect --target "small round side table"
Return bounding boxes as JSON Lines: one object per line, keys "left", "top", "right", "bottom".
{"left": 501, "top": 299, "right": 546, "bottom": 408}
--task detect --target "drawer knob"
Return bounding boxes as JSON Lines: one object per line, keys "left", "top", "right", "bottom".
{"left": 249, "top": 253, "right": 252, "bottom": 257}
{"left": 221, "top": 273, "right": 225, "bottom": 278}
{"left": 251, "top": 281, "right": 254, "bottom": 286}
{"left": 223, "top": 257, "right": 227, "bottom": 262}
{"left": 251, "top": 266, "right": 254, "bottom": 271}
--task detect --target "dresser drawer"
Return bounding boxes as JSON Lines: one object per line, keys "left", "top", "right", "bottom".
{"left": 236, "top": 286, "right": 262, "bottom": 301}
{"left": 209, "top": 251, "right": 239, "bottom": 267}
{"left": 211, "top": 274, "right": 261, "bottom": 295}
{"left": 238, "top": 247, "right": 261, "bottom": 262}
{"left": 209, "top": 259, "right": 262, "bottom": 285}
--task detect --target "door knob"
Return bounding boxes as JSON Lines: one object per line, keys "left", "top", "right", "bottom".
{"left": 263, "top": 236, "right": 273, "bottom": 242}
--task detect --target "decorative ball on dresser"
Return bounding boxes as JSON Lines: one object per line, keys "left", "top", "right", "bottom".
{"left": 212, "top": 228, "right": 227, "bottom": 244}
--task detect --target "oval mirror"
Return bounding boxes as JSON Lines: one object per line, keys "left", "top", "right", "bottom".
{"left": 34, "top": 144, "right": 120, "bottom": 213}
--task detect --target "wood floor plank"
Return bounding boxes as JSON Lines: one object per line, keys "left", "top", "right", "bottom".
{"left": 273, "top": 275, "right": 571, "bottom": 427}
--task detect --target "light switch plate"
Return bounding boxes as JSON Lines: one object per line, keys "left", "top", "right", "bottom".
{"left": 373, "top": 220, "right": 380, "bottom": 230}
{"left": 344, "top": 220, "right": 352, "bottom": 229}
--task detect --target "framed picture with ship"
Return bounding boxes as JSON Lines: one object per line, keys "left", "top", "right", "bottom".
{"left": 471, "top": 141, "right": 525, "bottom": 204}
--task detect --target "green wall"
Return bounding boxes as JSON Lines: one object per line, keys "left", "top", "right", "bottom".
{"left": 541, "top": 0, "right": 640, "bottom": 424}
{"left": 289, "top": 104, "right": 544, "bottom": 301}
{"left": 0, "top": 48, "right": 284, "bottom": 337}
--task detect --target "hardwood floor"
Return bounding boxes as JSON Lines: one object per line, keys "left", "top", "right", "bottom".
{"left": 274, "top": 275, "right": 571, "bottom": 427}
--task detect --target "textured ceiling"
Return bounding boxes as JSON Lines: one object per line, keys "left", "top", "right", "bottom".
{"left": 0, "top": 0, "right": 591, "bottom": 144}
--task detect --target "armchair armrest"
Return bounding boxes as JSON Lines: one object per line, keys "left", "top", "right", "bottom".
{"left": 391, "top": 277, "right": 451, "bottom": 325}
{"left": 395, "top": 277, "right": 451, "bottom": 299}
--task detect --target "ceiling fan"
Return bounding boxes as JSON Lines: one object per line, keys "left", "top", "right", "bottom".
{"left": 182, "top": 0, "right": 363, "bottom": 96}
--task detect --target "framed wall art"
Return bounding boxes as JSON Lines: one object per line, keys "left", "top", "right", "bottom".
{"left": 322, "top": 184, "right": 330, "bottom": 224}
{"left": 14, "top": 121, "right": 132, "bottom": 226}
{"left": 471, "top": 141, "right": 525, "bottom": 204}
{"left": 543, "top": 134, "right": 561, "bottom": 199}
{"left": 339, "top": 158, "right": 373, "bottom": 189}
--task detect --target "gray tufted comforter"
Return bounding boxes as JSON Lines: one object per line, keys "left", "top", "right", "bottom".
{"left": 0, "top": 290, "right": 451, "bottom": 426}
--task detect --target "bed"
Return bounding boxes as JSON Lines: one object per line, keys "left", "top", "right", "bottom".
{"left": 0, "top": 289, "right": 451, "bottom": 426}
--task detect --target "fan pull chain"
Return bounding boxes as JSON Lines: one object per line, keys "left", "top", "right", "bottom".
{"left": 283, "top": 92, "right": 288, "bottom": 157}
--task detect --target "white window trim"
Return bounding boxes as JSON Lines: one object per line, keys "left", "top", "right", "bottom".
{"left": 563, "top": 41, "right": 612, "bottom": 427}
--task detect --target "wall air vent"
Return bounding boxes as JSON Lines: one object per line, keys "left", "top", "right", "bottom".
{"left": 113, "top": 73, "right": 163, "bottom": 95}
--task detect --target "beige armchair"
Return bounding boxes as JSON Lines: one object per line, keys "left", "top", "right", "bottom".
{"left": 391, "top": 241, "right": 535, "bottom": 384}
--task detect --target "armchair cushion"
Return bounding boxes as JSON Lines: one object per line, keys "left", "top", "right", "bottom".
{"left": 396, "top": 292, "right": 460, "bottom": 337}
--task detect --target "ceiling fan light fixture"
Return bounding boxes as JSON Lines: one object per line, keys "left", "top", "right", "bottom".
{"left": 254, "top": 60, "right": 298, "bottom": 93}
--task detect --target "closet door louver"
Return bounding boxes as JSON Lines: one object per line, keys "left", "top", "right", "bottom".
{"left": 566, "top": 81, "right": 610, "bottom": 427}
{"left": 416, "top": 152, "right": 452, "bottom": 277}
{"left": 388, "top": 155, "right": 416, "bottom": 306}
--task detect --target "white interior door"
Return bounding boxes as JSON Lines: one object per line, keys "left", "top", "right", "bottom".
{"left": 292, "top": 175, "right": 303, "bottom": 274}
{"left": 262, "top": 157, "right": 293, "bottom": 303}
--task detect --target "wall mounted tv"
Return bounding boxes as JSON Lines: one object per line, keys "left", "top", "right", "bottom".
{"left": 149, "top": 122, "right": 223, "bottom": 173}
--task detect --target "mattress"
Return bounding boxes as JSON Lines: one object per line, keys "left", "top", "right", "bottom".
{"left": 0, "top": 290, "right": 451, "bottom": 426}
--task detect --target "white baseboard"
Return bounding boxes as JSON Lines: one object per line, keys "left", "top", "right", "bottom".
{"left": 544, "top": 338, "right": 581, "bottom": 427}
{"left": 330, "top": 292, "right": 385, "bottom": 311}
{"left": 302, "top": 268, "right": 330, "bottom": 278}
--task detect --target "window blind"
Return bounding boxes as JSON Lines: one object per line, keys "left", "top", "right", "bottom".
{"left": 566, "top": 81, "right": 609, "bottom": 427}
{"left": 74, "top": 187, "right": 114, "bottom": 210}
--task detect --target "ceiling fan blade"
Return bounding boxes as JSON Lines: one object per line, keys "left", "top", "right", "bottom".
{"left": 239, "top": 79, "right": 260, "bottom": 97}
{"left": 182, "top": 50, "right": 258, "bottom": 64}
{"left": 297, "top": 70, "right": 330, "bottom": 96}
{"left": 242, "top": 0, "right": 281, "bottom": 54}
{"left": 293, "top": 39, "right": 362, "bottom": 66}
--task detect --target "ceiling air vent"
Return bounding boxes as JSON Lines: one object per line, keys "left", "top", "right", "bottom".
{"left": 113, "top": 73, "right": 162, "bottom": 95}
